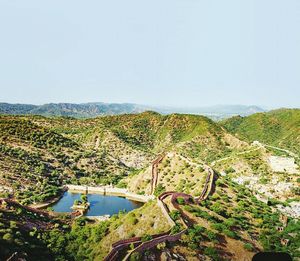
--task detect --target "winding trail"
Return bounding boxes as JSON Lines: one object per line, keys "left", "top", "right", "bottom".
{"left": 211, "top": 147, "right": 262, "bottom": 167}
{"left": 211, "top": 142, "right": 299, "bottom": 168}
{"left": 104, "top": 159, "right": 217, "bottom": 261}
{"left": 262, "top": 143, "right": 299, "bottom": 159}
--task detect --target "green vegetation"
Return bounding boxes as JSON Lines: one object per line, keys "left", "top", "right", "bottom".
{"left": 223, "top": 109, "right": 300, "bottom": 156}
{"left": 0, "top": 112, "right": 244, "bottom": 202}
{"left": 0, "top": 110, "right": 299, "bottom": 260}
{"left": 183, "top": 176, "right": 300, "bottom": 259}
{"left": 0, "top": 199, "right": 171, "bottom": 261}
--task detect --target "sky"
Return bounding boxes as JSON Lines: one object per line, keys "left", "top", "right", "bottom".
{"left": 0, "top": 0, "right": 299, "bottom": 109}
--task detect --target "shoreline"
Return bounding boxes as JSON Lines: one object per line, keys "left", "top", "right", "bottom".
{"left": 29, "top": 187, "right": 67, "bottom": 209}
{"left": 66, "top": 184, "right": 154, "bottom": 203}
{"left": 29, "top": 185, "right": 153, "bottom": 211}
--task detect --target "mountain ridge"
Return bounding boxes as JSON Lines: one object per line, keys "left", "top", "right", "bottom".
{"left": 0, "top": 110, "right": 299, "bottom": 260}
{"left": 0, "top": 102, "right": 265, "bottom": 119}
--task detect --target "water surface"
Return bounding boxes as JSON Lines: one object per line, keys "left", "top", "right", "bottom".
{"left": 52, "top": 192, "right": 143, "bottom": 216}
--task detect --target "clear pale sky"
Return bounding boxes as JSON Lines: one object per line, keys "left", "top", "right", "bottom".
{"left": 0, "top": 0, "right": 299, "bottom": 108}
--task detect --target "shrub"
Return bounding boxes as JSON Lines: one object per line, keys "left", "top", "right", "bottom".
{"left": 128, "top": 216, "right": 139, "bottom": 225}
{"left": 244, "top": 243, "right": 253, "bottom": 251}
{"left": 3, "top": 233, "right": 13, "bottom": 242}
{"left": 210, "top": 202, "right": 227, "bottom": 217}
{"left": 156, "top": 242, "right": 166, "bottom": 250}
{"left": 223, "top": 229, "right": 238, "bottom": 239}
{"left": 170, "top": 210, "right": 181, "bottom": 221}
{"left": 206, "top": 230, "right": 217, "bottom": 241}
{"left": 204, "top": 247, "right": 218, "bottom": 260}
{"left": 176, "top": 197, "right": 185, "bottom": 205}
{"left": 129, "top": 252, "right": 141, "bottom": 261}
{"left": 141, "top": 234, "right": 152, "bottom": 242}
{"left": 225, "top": 167, "right": 235, "bottom": 174}
{"left": 212, "top": 223, "right": 226, "bottom": 232}
{"left": 170, "top": 224, "right": 182, "bottom": 235}
{"left": 224, "top": 218, "right": 238, "bottom": 228}
{"left": 154, "top": 184, "right": 166, "bottom": 197}
{"left": 10, "top": 221, "right": 17, "bottom": 229}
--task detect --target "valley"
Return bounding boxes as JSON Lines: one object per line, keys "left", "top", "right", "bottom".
{"left": 0, "top": 109, "right": 299, "bottom": 260}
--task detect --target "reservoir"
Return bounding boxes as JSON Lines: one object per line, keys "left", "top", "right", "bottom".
{"left": 51, "top": 191, "right": 143, "bottom": 216}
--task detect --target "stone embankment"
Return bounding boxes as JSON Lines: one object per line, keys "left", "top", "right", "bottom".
{"left": 66, "top": 185, "right": 154, "bottom": 203}
{"left": 85, "top": 215, "right": 110, "bottom": 222}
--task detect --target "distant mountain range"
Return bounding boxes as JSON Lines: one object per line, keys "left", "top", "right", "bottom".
{"left": 0, "top": 102, "right": 265, "bottom": 119}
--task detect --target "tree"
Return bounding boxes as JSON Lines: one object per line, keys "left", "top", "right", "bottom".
{"left": 130, "top": 252, "right": 141, "bottom": 261}
{"left": 81, "top": 194, "right": 88, "bottom": 203}
{"left": 244, "top": 243, "right": 253, "bottom": 251}
{"left": 176, "top": 197, "right": 185, "bottom": 205}
{"left": 154, "top": 184, "right": 165, "bottom": 197}
{"left": 204, "top": 247, "right": 218, "bottom": 260}
{"left": 169, "top": 210, "right": 181, "bottom": 221}
{"left": 3, "top": 233, "right": 13, "bottom": 243}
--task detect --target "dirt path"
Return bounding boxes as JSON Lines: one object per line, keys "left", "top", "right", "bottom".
{"left": 211, "top": 147, "right": 262, "bottom": 166}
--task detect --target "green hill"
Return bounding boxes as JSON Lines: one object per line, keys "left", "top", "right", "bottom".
{"left": 1, "top": 176, "right": 299, "bottom": 260}
{"left": 222, "top": 109, "right": 300, "bottom": 156}
{"left": 0, "top": 112, "right": 247, "bottom": 204}
{"left": 0, "top": 111, "right": 299, "bottom": 260}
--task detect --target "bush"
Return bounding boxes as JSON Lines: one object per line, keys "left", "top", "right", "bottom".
{"left": 170, "top": 224, "right": 182, "bottom": 235}
{"left": 204, "top": 247, "right": 218, "bottom": 260}
{"left": 176, "top": 197, "right": 185, "bottom": 205}
{"left": 141, "top": 234, "right": 152, "bottom": 242}
{"left": 212, "top": 223, "right": 225, "bottom": 232}
{"left": 128, "top": 216, "right": 138, "bottom": 225}
{"left": 206, "top": 230, "right": 217, "bottom": 241}
{"left": 225, "top": 167, "right": 235, "bottom": 174}
{"left": 170, "top": 210, "right": 181, "bottom": 221}
{"left": 224, "top": 218, "right": 238, "bottom": 228}
{"left": 3, "top": 233, "right": 13, "bottom": 242}
{"left": 10, "top": 221, "right": 17, "bottom": 229}
{"left": 223, "top": 229, "right": 238, "bottom": 239}
{"left": 210, "top": 202, "right": 227, "bottom": 217}
{"left": 244, "top": 243, "right": 253, "bottom": 251}
{"left": 130, "top": 252, "right": 141, "bottom": 261}
{"left": 154, "top": 184, "right": 166, "bottom": 197}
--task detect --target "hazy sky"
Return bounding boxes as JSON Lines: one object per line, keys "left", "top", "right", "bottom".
{"left": 0, "top": 0, "right": 299, "bottom": 108}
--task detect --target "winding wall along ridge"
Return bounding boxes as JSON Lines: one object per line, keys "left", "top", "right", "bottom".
{"left": 104, "top": 159, "right": 217, "bottom": 261}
